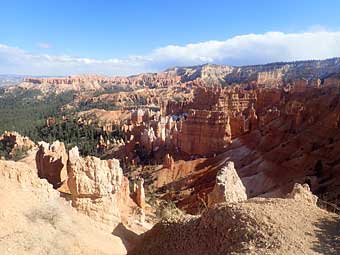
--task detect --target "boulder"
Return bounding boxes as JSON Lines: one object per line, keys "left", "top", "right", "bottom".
{"left": 208, "top": 161, "right": 247, "bottom": 207}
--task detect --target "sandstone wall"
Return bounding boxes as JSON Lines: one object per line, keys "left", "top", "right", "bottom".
{"left": 67, "top": 147, "right": 129, "bottom": 227}
{"left": 178, "top": 109, "right": 231, "bottom": 155}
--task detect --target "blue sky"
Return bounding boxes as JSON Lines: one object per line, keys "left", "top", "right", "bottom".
{"left": 1, "top": 0, "right": 340, "bottom": 75}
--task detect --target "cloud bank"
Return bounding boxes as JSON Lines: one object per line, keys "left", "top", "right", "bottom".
{"left": 1, "top": 30, "right": 340, "bottom": 76}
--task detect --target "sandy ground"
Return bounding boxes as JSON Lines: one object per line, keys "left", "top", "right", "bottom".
{"left": 130, "top": 197, "right": 340, "bottom": 255}
{"left": 0, "top": 160, "right": 127, "bottom": 255}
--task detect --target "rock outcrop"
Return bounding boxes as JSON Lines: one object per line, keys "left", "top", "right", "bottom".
{"left": 143, "top": 82, "right": 340, "bottom": 213}
{"left": 0, "top": 159, "right": 58, "bottom": 199}
{"left": 163, "top": 153, "right": 174, "bottom": 170}
{"left": 135, "top": 178, "right": 146, "bottom": 209}
{"left": 36, "top": 141, "right": 68, "bottom": 190}
{"left": 67, "top": 147, "right": 129, "bottom": 228}
{"left": 77, "top": 109, "right": 131, "bottom": 128}
{"left": 0, "top": 131, "right": 35, "bottom": 159}
{"left": 34, "top": 142, "right": 138, "bottom": 229}
{"left": 0, "top": 159, "right": 128, "bottom": 255}
{"left": 178, "top": 109, "right": 232, "bottom": 155}
{"left": 207, "top": 161, "right": 247, "bottom": 207}
{"left": 130, "top": 184, "right": 340, "bottom": 255}
{"left": 286, "top": 183, "right": 318, "bottom": 205}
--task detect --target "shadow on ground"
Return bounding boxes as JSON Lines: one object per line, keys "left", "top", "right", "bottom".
{"left": 312, "top": 215, "right": 340, "bottom": 254}
{"left": 112, "top": 223, "right": 141, "bottom": 252}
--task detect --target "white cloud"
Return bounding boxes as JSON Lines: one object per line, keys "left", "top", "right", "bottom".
{"left": 1, "top": 29, "right": 340, "bottom": 76}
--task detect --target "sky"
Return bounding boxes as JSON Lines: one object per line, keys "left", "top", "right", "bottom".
{"left": 1, "top": 0, "right": 340, "bottom": 76}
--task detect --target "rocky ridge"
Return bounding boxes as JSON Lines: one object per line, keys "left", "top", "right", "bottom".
{"left": 168, "top": 58, "right": 340, "bottom": 85}
{"left": 7, "top": 58, "right": 340, "bottom": 96}
{"left": 130, "top": 184, "right": 340, "bottom": 255}
{"left": 35, "top": 141, "right": 141, "bottom": 229}
{"left": 0, "top": 159, "right": 128, "bottom": 255}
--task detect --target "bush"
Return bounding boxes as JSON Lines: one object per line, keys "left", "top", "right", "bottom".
{"left": 25, "top": 206, "right": 60, "bottom": 228}
{"left": 156, "top": 200, "right": 184, "bottom": 220}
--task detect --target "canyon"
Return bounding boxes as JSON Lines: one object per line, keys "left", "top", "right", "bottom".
{"left": 1, "top": 59, "right": 340, "bottom": 254}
